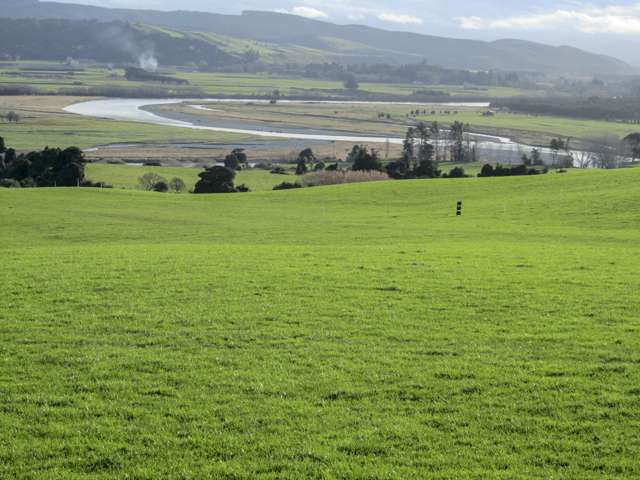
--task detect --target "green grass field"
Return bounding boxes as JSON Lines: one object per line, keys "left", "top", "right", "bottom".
{"left": 414, "top": 110, "right": 638, "bottom": 145}
{"left": 1, "top": 168, "right": 639, "bottom": 478}
{"left": 0, "top": 96, "right": 250, "bottom": 151}
{"left": 174, "top": 101, "right": 640, "bottom": 145}
{"left": 87, "top": 163, "right": 291, "bottom": 192}
{"left": 0, "top": 62, "right": 528, "bottom": 99}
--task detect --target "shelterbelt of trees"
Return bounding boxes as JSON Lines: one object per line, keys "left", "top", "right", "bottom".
{"left": 0, "top": 136, "right": 106, "bottom": 188}
{"left": 493, "top": 97, "right": 640, "bottom": 122}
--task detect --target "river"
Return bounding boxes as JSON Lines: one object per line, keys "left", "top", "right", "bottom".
{"left": 64, "top": 98, "right": 561, "bottom": 164}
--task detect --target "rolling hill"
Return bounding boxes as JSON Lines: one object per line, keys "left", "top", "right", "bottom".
{"left": 0, "top": 0, "right": 633, "bottom": 74}
{"left": 1, "top": 168, "right": 639, "bottom": 477}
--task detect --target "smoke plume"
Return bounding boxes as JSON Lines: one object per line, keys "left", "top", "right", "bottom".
{"left": 138, "top": 52, "right": 158, "bottom": 72}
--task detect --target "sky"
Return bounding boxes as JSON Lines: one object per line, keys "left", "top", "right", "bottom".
{"left": 57, "top": 0, "right": 640, "bottom": 64}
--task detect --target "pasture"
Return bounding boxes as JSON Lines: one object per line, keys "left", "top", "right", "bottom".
{"left": 168, "top": 101, "right": 640, "bottom": 146}
{"left": 0, "top": 61, "right": 527, "bottom": 98}
{"left": 86, "top": 163, "right": 289, "bottom": 192}
{"left": 1, "top": 168, "right": 639, "bottom": 478}
{"left": 0, "top": 96, "right": 249, "bottom": 151}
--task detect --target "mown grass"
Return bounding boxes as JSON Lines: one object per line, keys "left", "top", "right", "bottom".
{"left": 1, "top": 168, "right": 639, "bottom": 478}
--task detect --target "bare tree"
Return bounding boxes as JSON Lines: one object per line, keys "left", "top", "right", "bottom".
{"left": 587, "top": 136, "right": 623, "bottom": 169}
{"left": 571, "top": 150, "right": 595, "bottom": 169}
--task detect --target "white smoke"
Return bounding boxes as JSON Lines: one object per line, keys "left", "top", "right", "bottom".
{"left": 138, "top": 52, "right": 158, "bottom": 72}
{"left": 98, "top": 24, "right": 160, "bottom": 71}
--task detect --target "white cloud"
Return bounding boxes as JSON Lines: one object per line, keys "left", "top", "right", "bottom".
{"left": 457, "top": 3, "right": 640, "bottom": 35}
{"left": 277, "top": 6, "right": 328, "bottom": 19}
{"left": 283, "top": 0, "right": 425, "bottom": 26}
{"left": 376, "top": 12, "right": 423, "bottom": 25}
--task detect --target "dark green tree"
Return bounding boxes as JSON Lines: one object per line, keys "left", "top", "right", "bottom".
{"left": 349, "top": 145, "right": 382, "bottom": 172}
{"left": 0, "top": 145, "right": 86, "bottom": 187}
{"left": 624, "top": 133, "right": 640, "bottom": 161}
{"left": 6, "top": 111, "right": 20, "bottom": 123}
{"left": 343, "top": 74, "right": 359, "bottom": 90}
{"left": 479, "top": 163, "right": 495, "bottom": 177}
{"left": 153, "top": 181, "right": 169, "bottom": 192}
{"left": 194, "top": 166, "right": 237, "bottom": 193}
{"left": 53, "top": 147, "right": 87, "bottom": 186}
{"left": 224, "top": 148, "right": 248, "bottom": 171}
{"left": 414, "top": 143, "right": 439, "bottom": 178}
{"left": 295, "top": 148, "right": 315, "bottom": 175}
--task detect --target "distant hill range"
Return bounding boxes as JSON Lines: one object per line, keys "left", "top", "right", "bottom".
{"left": 0, "top": 0, "right": 633, "bottom": 74}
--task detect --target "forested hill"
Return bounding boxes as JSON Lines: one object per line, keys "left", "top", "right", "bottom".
{"left": 0, "top": 18, "right": 234, "bottom": 68}
{"left": 0, "top": 0, "right": 633, "bottom": 74}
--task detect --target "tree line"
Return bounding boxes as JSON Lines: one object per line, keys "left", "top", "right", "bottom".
{"left": 492, "top": 97, "right": 640, "bottom": 122}
{"left": 0, "top": 136, "right": 105, "bottom": 188}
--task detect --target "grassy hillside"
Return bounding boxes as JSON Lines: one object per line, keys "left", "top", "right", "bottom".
{"left": 0, "top": 1, "right": 632, "bottom": 73}
{"left": 1, "top": 169, "right": 639, "bottom": 478}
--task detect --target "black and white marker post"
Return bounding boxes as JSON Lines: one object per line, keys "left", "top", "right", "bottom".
{"left": 456, "top": 201, "right": 462, "bottom": 216}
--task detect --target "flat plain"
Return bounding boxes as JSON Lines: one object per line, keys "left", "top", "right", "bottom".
{"left": 1, "top": 168, "right": 639, "bottom": 478}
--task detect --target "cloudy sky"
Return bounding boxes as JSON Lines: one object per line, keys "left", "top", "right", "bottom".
{"left": 58, "top": 0, "right": 640, "bottom": 63}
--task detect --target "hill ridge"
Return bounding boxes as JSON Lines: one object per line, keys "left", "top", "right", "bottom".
{"left": 0, "top": 0, "right": 632, "bottom": 74}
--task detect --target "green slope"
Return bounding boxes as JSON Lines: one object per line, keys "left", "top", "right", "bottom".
{"left": 0, "top": 1, "right": 633, "bottom": 73}
{"left": 1, "top": 169, "right": 639, "bottom": 478}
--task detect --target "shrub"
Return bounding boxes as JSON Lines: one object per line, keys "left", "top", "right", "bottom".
{"left": 270, "top": 166, "right": 287, "bottom": 175}
{"left": 236, "top": 184, "right": 251, "bottom": 192}
{"left": 20, "top": 177, "right": 36, "bottom": 188}
{"left": 138, "top": 172, "right": 167, "bottom": 191}
{"left": 295, "top": 161, "right": 308, "bottom": 175}
{"left": 81, "top": 180, "right": 112, "bottom": 188}
{"left": 168, "top": 177, "right": 187, "bottom": 193}
{"left": 153, "top": 181, "right": 169, "bottom": 192}
{"left": 302, "top": 170, "right": 390, "bottom": 187}
{"left": 479, "top": 163, "right": 495, "bottom": 177}
{"left": 143, "top": 161, "right": 162, "bottom": 167}
{"left": 478, "top": 163, "right": 547, "bottom": 178}
{"left": 414, "top": 159, "right": 441, "bottom": 178}
{"left": 0, "top": 178, "right": 21, "bottom": 188}
{"left": 443, "top": 167, "right": 468, "bottom": 178}
{"left": 273, "top": 182, "right": 303, "bottom": 190}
